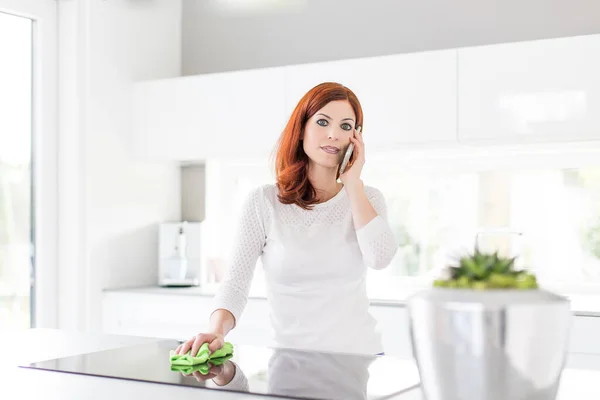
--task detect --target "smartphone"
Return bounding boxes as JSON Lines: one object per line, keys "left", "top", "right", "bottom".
{"left": 339, "top": 143, "right": 354, "bottom": 175}
{"left": 339, "top": 126, "right": 360, "bottom": 175}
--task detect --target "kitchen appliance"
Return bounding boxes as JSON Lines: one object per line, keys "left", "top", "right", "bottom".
{"left": 158, "top": 221, "right": 201, "bottom": 287}
{"left": 20, "top": 341, "right": 421, "bottom": 400}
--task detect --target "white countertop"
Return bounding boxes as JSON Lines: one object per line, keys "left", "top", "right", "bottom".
{"left": 0, "top": 329, "right": 417, "bottom": 400}
{"left": 0, "top": 329, "right": 263, "bottom": 400}
{"left": 403, "top": 369, "right": 600, "bottom": 400}
{"left": 393, "top": 351, "right": 600, "bottom": 400}
{"left": 3, "top": 328, "right": 600, "bottom": 399}
{"left": 101, "top": 284, "right": 415, "bottom": 307}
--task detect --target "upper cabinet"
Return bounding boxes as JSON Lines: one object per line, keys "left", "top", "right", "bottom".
{"left": 132, "top": 67, "right": 287, "bottom": 161}
{"left": 132, "top": 50, "right": 458, "bottom": 161}
{"left": 458, "top": 34, "right": 600, "bottom": 143}
{"left": 283, "top": 50, "right": 458, "bottom": 151}
{"left": 131, "top": 34, "right": 600, "bottom": 163}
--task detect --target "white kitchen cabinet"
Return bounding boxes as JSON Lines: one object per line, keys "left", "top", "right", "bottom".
{"left": 132, "top": 50, "right": 457, "bottom": 163}
{"left": 283, "top": 50, "right": 458, "bottom": 150}
{"left": 131, "top": 34, "right": 600, "bottom": 162}
{"left": 132, "top": 67, "right": 287, "bottom": 161}
{"left": 101, "top": 289, "right": 276, "bottom": 348}
{"left": 101, "top": 288, "right": 414, "bottom": 355}
{"left": 458, "top": 33, "right": 600, "bottom": 143}
{"left": 102, "top": 288, "right": 600, "bottom": 357}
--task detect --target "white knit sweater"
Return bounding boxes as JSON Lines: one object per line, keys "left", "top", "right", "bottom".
{"left": 212, "top": 183, "right": 398, "bottom": 355}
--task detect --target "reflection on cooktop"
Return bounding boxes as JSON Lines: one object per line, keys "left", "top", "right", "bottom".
{"left": 21, "top": 340, "right": 420, "bottom": 400}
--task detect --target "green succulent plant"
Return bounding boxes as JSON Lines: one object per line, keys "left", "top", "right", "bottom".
{"left": 433, "top": 250, "right": 538, "bottom": 290}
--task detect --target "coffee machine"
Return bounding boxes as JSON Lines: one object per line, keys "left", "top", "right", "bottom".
{"left": 158, "top": 221, "right": 201, "bottom": 287}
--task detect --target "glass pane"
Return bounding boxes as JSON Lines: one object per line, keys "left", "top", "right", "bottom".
{"left": 0, "top": 12, "right": 33, "bottom": 331}
{"left": 509, "top": 167, "right": 600, "bottom": 284}
{"left": 203, "top": 155, "right": 600, "bottom": 301}
{"left": 362, "top": 164, "right": 600, "bottom": 292}
{"left": 202, "top": 159, "right": 273, "bottom": 295}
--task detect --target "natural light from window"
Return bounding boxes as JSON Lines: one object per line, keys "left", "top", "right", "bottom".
{"left": 200, "top": 146, "right": 600, "bottom": 313}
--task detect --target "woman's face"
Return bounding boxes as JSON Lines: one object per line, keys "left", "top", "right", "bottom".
{"left": 302, "top": 100, "right": 356, "bottom": 170}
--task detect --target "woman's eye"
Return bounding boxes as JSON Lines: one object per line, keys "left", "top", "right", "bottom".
{"left": 341, "top": 123, "right": 352, "bottom": 131}
{"left": 316, "top": 119, "right": 328, "bottom": 127}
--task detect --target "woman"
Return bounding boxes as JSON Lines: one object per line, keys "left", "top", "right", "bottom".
{"left": 175, "top": 82, "right": 398, "bottom": 360}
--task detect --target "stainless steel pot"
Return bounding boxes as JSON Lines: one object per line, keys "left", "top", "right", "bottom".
{"left": 407, "top": 288, "right": 571, "bottom": 400}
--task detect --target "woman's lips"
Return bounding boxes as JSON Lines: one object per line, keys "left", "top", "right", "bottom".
{"left": 321, "top": 146, "right": 340, "bottom": 154}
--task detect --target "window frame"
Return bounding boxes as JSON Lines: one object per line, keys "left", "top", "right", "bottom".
{"left": 0, "top": 0, "right": 58, "bottom": 328}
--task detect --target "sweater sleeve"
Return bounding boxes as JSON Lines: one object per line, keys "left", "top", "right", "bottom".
{"left": 211, "top": 186, "right": 267, "bottom": 326}
{"left": 355, "top": 187, "right": 398, "bottom": 270}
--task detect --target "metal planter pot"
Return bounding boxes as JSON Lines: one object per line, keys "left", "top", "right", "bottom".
{"left": 407, "top": 288, "right": 571, "bottom": 400}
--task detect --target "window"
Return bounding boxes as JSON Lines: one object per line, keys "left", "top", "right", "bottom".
{"left": 202, "top": 146, "right": 600, "bottom": 309}
{"left": 0, "top": 0, "right": 58, "bottom": 330}
{"left": 361, "top": 158, "right": 600, "bottom": 300}
{"left": 202, "top": 159, "right": 274, "bottom": 295}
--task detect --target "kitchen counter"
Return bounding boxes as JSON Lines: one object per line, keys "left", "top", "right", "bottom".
{"left": 101, "top": 286, "right": 600, "bottom": 358}
{"left": 386, "top": 352, "right": 600, "bottom": 399}
{"left": 404, "top": 358, "right": 600, "bottom": 399}
{"left": 2, "top": 329, "right": 600, "bottom": 399}
{"left": 0, "top": 329, "right": 257, "bottom": 400}
{"left": 102, "top": 285, "right": 407, "bottom": 307}
{"left": 0, "top": 329, "right": 418, "bottom": 400}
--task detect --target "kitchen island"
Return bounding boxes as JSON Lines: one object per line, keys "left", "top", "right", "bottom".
{"left": 1, "top": 329, "right": 419, "bottom": 400}
{"left": 1, "top": 329, "right": 599, "bottom": 399}
{"left": 402, "top": 358, "right": 600, "bottom": 399}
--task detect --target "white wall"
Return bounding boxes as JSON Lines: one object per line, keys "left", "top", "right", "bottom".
{"left": 57, "top": 0, "right": 183, "bottom": 331}
{"left": 182, "top": 0, "right": 600, "bottom": 75}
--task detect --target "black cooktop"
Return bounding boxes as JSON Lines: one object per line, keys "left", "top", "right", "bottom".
{"left": 20, "top": 339, "right": 420, "bottom": 400}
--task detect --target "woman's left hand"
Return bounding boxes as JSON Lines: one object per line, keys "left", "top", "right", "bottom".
{"left": 339, "top": 126, "right": 365, "bottom": 188}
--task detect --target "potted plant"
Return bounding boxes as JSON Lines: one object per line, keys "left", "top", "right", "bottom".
{"left": 407, "top": 250, "right": 571, "bottom": 400}
{"left": 432, "top": 250, "right": 538, "bottom": 290}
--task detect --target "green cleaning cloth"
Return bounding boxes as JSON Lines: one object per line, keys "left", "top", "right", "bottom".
{"left": 169, "top": 342, "right": 234, "bottom": 367}
{"left": 169, "top": 354, "right": 234, "bottom": 375}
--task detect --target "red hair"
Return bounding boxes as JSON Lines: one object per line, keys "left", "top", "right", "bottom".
{"left": 273, "top": 82, "right": 363, "bottom": 210}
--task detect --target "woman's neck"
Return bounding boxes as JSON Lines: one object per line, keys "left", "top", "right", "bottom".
{"left": 307, "top": 162, "right": 342, "bottom": 203}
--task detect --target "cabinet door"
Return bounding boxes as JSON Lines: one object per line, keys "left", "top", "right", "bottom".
{"left": 283, "top": 50, "right": 457, "bottom": 151}
{"left": 132, "top": 67, "right": 287, "bottom": 161}
{"left": 458, "top": 34, "right": 600, "bottom": 143}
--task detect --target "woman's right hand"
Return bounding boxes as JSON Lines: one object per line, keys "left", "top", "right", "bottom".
{"left": 174, "top": 332, "right": 225, "bottom": 356}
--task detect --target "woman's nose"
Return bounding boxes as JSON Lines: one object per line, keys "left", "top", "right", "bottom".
{"left": 327, "top": 128, "right": 340, "bottom": 140}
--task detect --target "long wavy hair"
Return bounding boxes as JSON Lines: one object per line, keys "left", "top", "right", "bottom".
{"left": 273, "top": 82, "right": 363, "bottom": 210}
